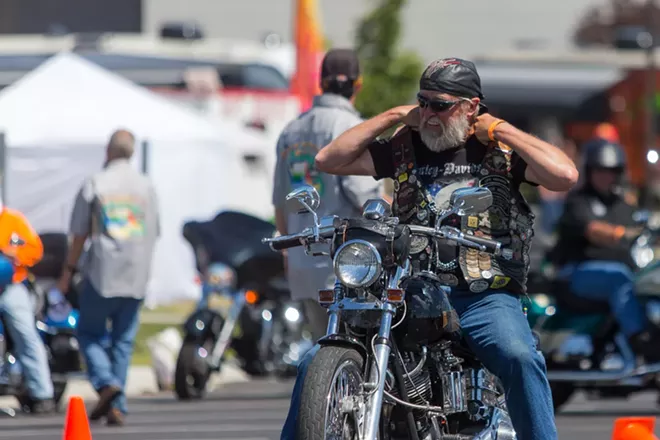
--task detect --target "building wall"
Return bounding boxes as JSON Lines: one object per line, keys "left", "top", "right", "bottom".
{"left": 143, "top": 0, "right": 600, "bottom": 63}
{"left": 0, "top": 0, "right": 141, "bottom": 34}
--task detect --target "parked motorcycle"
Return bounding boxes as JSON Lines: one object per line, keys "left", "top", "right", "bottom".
{"left": 174, "top": 211, "right": 314, "bottom": 400}
{"left": 263, "top": 185, "right": 517, "bottom": 439}
{"left": 526, "top": 219, "right": 660, "bottom": 411}
{"left": 0, "top": 232, "right": 93, "bottom": 414}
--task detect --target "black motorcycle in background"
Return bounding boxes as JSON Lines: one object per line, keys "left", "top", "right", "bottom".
{"left": 173, "top": 211, "right": 314, "bottom": 400}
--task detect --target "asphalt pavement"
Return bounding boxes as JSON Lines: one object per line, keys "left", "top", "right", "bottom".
{"left": 0, "top": 379, "right": 658, "bottom": 439}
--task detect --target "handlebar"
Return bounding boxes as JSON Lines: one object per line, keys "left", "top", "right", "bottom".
{"left": 263, "top": 222, "right": 510, "bottom": 258}
{"left": 268, "top": 232, "right": 308, "bottom": 251}
{"left": 407, "top": 225, "right": 510, "bottom": 257}
{"left": 464, "top": 234, "right": 501, "bottom": 254}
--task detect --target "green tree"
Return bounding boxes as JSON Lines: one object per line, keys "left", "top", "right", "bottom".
{"left": 353, "top": 0, "right": 423, "bottom": 119}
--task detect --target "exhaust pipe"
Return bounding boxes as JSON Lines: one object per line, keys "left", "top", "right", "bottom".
{"left": 547, "top": 333, "right": 660, "bottom": 382}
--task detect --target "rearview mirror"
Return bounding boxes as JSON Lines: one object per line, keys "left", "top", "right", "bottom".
{"left": 285, "top": 185, "right": 320, "bottom": 214}
{"left": 449, "top": 187, "right": 492, "bottom": 216}
{"left": 362, "top": 199, "right": 392, "bottom": 220}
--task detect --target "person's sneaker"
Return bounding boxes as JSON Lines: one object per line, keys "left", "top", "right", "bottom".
{"left": 89, "top": 385, "right": 121, "bottom": 421}
{"left": 27, "top": 399, "right": 56, "bottom": 415}
{"left": 106, "top": 408, "right": 124, "bottom": 426}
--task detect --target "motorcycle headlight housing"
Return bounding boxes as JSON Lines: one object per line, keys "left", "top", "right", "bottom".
{"left": 333, "top": 239, "right": 382, "bottom": 288}
{"left": 205, "top": 263, "right": 236, "bottom": 291}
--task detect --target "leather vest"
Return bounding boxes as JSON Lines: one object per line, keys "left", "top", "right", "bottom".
{"left": 390, "top": 129, "right": 535, "bottom": 295}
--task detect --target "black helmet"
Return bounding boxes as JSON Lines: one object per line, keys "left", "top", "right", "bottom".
{"left": 582, "top": 137, "right": 627, "bottom": 170}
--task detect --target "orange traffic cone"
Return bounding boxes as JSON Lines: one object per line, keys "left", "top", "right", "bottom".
{"left": 612, "top": 417, "right": 659, "bottom": 440}
{"left": 62, "top": 396, "right": 92, "bottom": 440}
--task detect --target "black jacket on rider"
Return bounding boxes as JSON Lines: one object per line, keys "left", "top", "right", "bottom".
{"left": 553, "top": 188, "right": 638, "bottom": 268}
{"left": 552, "top": 138, "right": 638, "bottom": 268}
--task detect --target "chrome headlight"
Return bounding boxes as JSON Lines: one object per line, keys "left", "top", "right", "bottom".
{"left": 205, "top": 263, "right": 236, "bottom": 291}
{"left": 333, "top": 239, "right": 382, "bottom": 288}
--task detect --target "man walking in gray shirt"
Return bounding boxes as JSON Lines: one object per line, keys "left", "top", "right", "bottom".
{"left": 56, "top": 129, "right": 160, "bottom": 426}
{"left": 273, "top": 49, "right": 383, "bottom": 339}
{"left": 273, "top": 49, "right": 383, "bottom": 439}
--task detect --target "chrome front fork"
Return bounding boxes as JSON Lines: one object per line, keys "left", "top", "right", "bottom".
{"left": 323, "top": 301, "right": 395, "bottom": 440}
{"left": 208, "top": 290, "right": 247, "bottom": 369}
{"left": 363, "top": 303, "right": 396, "bottom": 440}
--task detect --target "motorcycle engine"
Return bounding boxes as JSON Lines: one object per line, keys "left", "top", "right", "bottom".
{"left": 385, "top": 351, "right": 433, "bottom": 432}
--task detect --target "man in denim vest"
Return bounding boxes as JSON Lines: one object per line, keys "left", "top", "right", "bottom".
{"left": 273, "top": 49, "right": 383, "bottom": 339}
{"left": 274, "top": 49, "right": 383, "bottom": 438}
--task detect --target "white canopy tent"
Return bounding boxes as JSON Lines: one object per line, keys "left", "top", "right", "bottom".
{"left": 0, "top": 51, "right": 275, "bottom": 306}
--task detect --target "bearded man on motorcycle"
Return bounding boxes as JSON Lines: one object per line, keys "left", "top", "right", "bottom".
{"left": 552, "top": 138, "right": 659, "bottom": 362}
{"left": 279, "top": 58, "right": 578, "bottom": 440}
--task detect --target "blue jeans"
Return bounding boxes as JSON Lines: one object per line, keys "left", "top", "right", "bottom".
{"left": 281, "top": 290, "right": 556, "bottom": 440}
{"left": 77, "top": 280, "right": 142, "bottom": 414}
{"left": 564, "top": 261, "right": 645, "bottom": 337}
{"left": 0, "top": 283, "right": 53, "bottom": 400}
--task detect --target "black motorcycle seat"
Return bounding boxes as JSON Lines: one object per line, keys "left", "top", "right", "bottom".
{"left": 551, "top": 279, "right": 610, "bottom": 314}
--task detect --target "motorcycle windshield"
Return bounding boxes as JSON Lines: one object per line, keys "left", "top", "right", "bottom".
{"left": 183, "top": 211, "right": 284, "bottom": 288}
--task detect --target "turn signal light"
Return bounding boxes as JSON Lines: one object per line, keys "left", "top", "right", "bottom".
{"left": 245, "top": 290, "right": 259, "bottom": 304}
{"left": 386, "top": 289, "right": 405, "bottom": 303}
{"left": 318, "top": 289, "right": 335, "bottom": 305}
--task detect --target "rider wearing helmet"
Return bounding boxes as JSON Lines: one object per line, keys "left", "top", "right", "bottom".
{"left": 553, "top": 137, "right": 658, "bottom": 361}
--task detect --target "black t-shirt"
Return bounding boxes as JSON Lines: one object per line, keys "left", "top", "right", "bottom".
{"left": 368, "top": 130, "right": 530, "bottom": 184}
{"left": 368, "top": 129, "right": 535, "bottom": 264}
{"left": 553, "top": 187, "right": 638, "bottom": 267}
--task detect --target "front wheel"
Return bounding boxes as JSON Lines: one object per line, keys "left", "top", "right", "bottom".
{"left": 173, "top": 338, "right": 212, "bottom": 400}
{"left": 297, "top": 346, "right": 365, "bottom": 440}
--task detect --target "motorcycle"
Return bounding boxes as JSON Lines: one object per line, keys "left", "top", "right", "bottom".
{"left": 0, "top": 232, "right": 95, "bottom": 414}
{"left": 526, "top": 217, "right": 660, "bottom": 411}
{"left": 174, "top": 211, "right": 314, "bottom": 400}
{"left": 263, "top": 185, "right": 517, "bottom": 440}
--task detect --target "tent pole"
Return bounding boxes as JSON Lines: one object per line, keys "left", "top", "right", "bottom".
{"left": 0, "top": 132, "right": 6, "bottom": 201}
{"left": 142, "top": 140, "right": 149, "bottom": 174}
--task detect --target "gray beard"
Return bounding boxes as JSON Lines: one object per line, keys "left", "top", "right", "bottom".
{"left": 420, "top": 116, "right": 470, "bottom": 152}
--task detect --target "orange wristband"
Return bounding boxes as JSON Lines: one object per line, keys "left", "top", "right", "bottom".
{"left": 488, "top": 119, "right": 506, "bottom": 142}
{"left": 613, "top": 226, "right": 626, "bottom": 241}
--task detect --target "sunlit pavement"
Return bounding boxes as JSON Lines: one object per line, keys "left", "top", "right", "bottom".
{"left": 0, "top": 379, "right": 658, "bottom": 440}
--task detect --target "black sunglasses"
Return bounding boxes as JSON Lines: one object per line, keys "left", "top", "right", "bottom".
{"left": 417, "top": 93, "right": 464, "bottom": 113}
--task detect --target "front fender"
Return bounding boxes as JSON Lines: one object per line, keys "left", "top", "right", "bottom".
{"left": 182, "top": 308, "right": 224, "bottom": 343}
{"left": 317, "top": 334, "right": 368, "bottom": 359}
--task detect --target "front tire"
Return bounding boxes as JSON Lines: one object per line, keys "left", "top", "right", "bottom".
{"left": 173, "top": 338, "right": 212, "bottom": 400}
{"left": 297, "top": 346, "right": 365, "bottom": 440}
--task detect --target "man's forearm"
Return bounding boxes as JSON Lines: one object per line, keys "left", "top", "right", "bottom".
{"left": 494, "top": 122, "right": 578, "bottom": 191}
{"left": 586, "top": 221, "right": 639, "bottom": 246}
{"left": 65, "top": 235, "right": 87, "bottom": 268}
{"left": 315, "top": 109, "right": 404, "bottom": 173}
